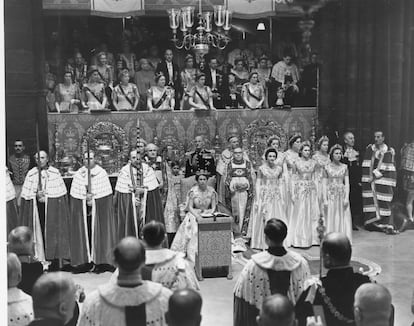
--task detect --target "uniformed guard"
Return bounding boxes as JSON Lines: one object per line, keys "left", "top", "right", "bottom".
{"left": 185, "top": 135, "right": 216, "bottom": 178}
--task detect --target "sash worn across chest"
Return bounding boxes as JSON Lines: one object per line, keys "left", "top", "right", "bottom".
{"left": 118, "top": 84, "right": 134, "bottom": 106}
{"left": 153, "top": 91, "right": 168, "bottom": 109}
{"left": 247, "top": 85, "right": 262, "bottom": 101}
{"left": 195, "top": 88, "right": 210, "bottom": 108}
{"left": 84, "top": 86, "right": 103, "bottom": 104}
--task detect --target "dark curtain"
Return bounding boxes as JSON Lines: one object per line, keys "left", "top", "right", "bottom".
{"left": 316, "top": 0, "right": 414, "bottom": 153}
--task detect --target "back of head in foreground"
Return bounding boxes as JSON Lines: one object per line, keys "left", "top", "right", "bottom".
{"left": 32, "top": 272, "right": 76, "bottom": 324}
{"left": 8, "top": 226, "right": 34, "bottom": 256}
{"left": 8, "top": 252, "right": 22, "bottom": 289}
{"left": 143, "top": 221, "right": 166, "bottom": 248}
{"left": 354, "top": 283, "right": 392, "bottom": 326}
{"left": 113, "top": 237, "right": 146, "bottom": 286}
{"left": 264, "top": 218, "right": 288, "bottom": 247}
{"left": 257, "top": 294, "right": 296, "bottom": 326}
{"left": 321, "top": 232, "right": 352, "bottom": 269}
{"left": 166, "top": 289, "right": 202, "bottom": 326}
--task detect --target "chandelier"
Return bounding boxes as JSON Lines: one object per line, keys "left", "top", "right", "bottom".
{"left": 167, "top": 0, "right": 232, "bottom": 55}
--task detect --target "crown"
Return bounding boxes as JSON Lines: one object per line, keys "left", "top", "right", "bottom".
{"left": 196, "top": 169, "right": 211, "bottom": 177}
{"left": 64, "top": 127, "right": 76, "bottom": 138}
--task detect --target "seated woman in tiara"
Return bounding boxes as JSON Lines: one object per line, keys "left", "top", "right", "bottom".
{"left": 112, "top": 69, "right": 139, "bottom": 111}
{"left": 171, "top": 170, "right": 218, "bottom": 265}
{"left": 188, "top": 73, "right": 216, "bottom": 111}
{"left": 147, "top": 73, "right": 175, "bottom": 111}
{"left": 81, "top": 66, "right": 108, "bottom": 112}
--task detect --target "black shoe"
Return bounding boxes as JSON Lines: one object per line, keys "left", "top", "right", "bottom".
{"left": 61, "top": 264, "right": 74, "bottom": 272}
{"left": 93, "top": 264, "right": 115, "bottom": 274}
{"left": 352, "top": 224, "right": 359, "bottom": 231}
{"left": 72, "top": 262, "right": 94, "bottom": 274}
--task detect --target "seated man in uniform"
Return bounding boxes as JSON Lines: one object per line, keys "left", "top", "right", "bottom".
{"left": 185, "top": 135, "right": 216, "bottom": 180}
{"left": 295, "top": 232, "right": 371, "bottom": 326}
{"left": 234, "top": 219, "right": 310, "bottom": 326}
{"left": 79, "top": 237, "right": 172, "bottom": 326}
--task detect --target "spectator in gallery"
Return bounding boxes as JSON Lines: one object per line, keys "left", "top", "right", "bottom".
{"left": 147, "top": 44, "right": 162, "bottom": 71}
{"left": 112, "top": 69, "right": 139, "bottom": 111}
{"left": 283, "top": 75, "right": 299, "bottom": 107}
{"left": 242, "top": 72, "right": 265, "bottom": 109}
{"left": 70, "top": 52, "right": 88, "bottom": 87}
{"left": 227, "top": 39, "right": 254, "bottom": 67}
{"left": 222, "top": 73, "right": 243, "bottom": 109}
{"left": 188, "top": 73, "right": 216, "bottom": 111}
{"left": 118, "top": 41, "right": 136, "bottom": 79}
{"left": 180, "top": 54, "right": 198, "bottom": 110}
{"left": 45, "top": 73, "right": 57, "bottom": 113}
{"left": 81, "top": 66, "right": 108, "bottom": 112}
{"left": 231, "top": 59, "right": 250, "bottom": 92}
{"left": 147, "top": 73, "right": 175, "bottom": 111}
{"left": 300, "top": 52, "right": 319, "bottom": 106}
{"left": 204, "top": 57, "right": 223, "bottom": 108}
{"left": 95, "top": 52, "right": 114, "bottom": 90}
{"left": 134, "top": 58, "right": 156, "bottom": 110}
{"left": 253, "top": 56, "right": 271, "bottom": 108}
{"left": 91, "top": 42, "right": 115, "bottom": 67}
{"left": 54, "top": 71, "right": 81, "bottom": 113}
{"left": 270, "top": 52, "right": 300, "bottom": 105}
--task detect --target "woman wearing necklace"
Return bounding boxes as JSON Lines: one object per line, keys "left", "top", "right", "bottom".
{"left": 242, "top": 72, "right": 265, "bottom": 109}
{"left": 313, "top": 136, "right": 331, "bottom": 204}
{"left": 147, "top": 73, "right": 175, "bottom": 111}
{"left": 81, "top": 66, "right": 108, "bottom": 112}
{"left": 323, "top": 144, "right": 352, "bottom": 242}
{"left": 54, "top": 71, "right": 81, "bottom": 113}
{"left": 253, "top": 56, "right": 271, "bottom": 107}
{"left": 248, "top": 148, "right": 287, "bottom": 250}
{"left": 287, "top": 141, "right": 320, "bottom": 248}
{"left": 188, "top": 73, "right": 216, "bottom": 111}
{"left": 112, "top": 69, "right": 139, "bottom": 111}
{"left": 171, "top": 171, "right": 218, "bottom": 264}
{"left": 180, "top": 54, "right": 197, "bottom": 110}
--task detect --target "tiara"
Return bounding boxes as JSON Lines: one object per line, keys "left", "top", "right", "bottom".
{"left": 155, "top": 71, "right": 165, "bottom": 78}
{"left": 288, "top": 133, "right": 302, "bottom": 143}
{"left": 329, "top": 144, "right": 343, "bottom": 156}
{"left": 196, "top": 169, "right": 211, "bottom": 176}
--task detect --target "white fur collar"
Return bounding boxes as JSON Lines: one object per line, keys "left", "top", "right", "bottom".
{"left": 252, "top": 250, "right": 303, "bottom": 271}
{"left": 145, "top": 249, "right": 180, "bottom": 265}
{"left": 99, "top": 281, "right": 163, "bottom": 307}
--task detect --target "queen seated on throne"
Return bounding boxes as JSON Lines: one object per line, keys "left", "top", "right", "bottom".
{"left": 171, "top": 170, "right": 219, "bottom": 264}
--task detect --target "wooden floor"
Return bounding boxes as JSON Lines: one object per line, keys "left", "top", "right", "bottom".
{"left": 73, "top": 228, "right": 414, "bottom": 326}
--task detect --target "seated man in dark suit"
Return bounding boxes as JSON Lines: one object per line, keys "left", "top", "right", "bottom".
{"left": 295, "top": 232, "right": 371, "bottom": 326}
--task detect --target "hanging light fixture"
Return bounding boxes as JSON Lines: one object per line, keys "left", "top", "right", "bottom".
{"left": 256, "top": 22, "right": 266, "bottom": 31}
{"left": 167, "top": 0, "right": 232, "bottom": 55}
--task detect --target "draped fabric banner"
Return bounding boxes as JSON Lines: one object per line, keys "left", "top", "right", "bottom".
{"left": 42, "top": 0, "right": 90, "bottom": 10}
{"left": 227, "top": 0, "right": 304, "bottom": 18}
{"left": 91, "top": 0, "right": 144, "bottom": 17}
{"left": 144, "top": 0, "right": 224, "bottom": 12}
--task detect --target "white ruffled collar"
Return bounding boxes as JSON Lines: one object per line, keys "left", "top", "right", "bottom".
{"left": 8, "top": 287, "right": 31, "bottom": 304}
{"left": 99, "top": 281, "right": 162, "bottom": 307}
{"left": 145, "top": 249, "right": 180, "bottom": 265}
{"left": 252, "top": 250, "right": 302, "bottom": 271}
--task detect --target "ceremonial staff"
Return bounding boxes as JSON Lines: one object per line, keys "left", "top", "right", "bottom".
{"left": 86, "top": 140, "right": 92, "bottom": 196}
{"left": 35, "top": 116, "right": 42, "bottom": 194}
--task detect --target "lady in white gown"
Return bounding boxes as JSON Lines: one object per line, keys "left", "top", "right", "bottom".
{"left": 171, "top": 172, "right": 218, "bottom": 264}
{"left": 323, "top": 145, "right": 352, "bottom": 242}
{"left": 287, "top": 142, "right": 320, "bottom": 248}
{"left": 248, "top": 148, "right": 286, "bottom": 250}
{"left": 284, "top": 134, "right": 302, "bottom": 219}
{"left": 147, "top": 74, "right": 175, "bottom": 111}
{"left": 312, "top": 136, "right": 331, "bottom": 204}
{"left": 241, "top": 72, "right": 265, "bottom": 109}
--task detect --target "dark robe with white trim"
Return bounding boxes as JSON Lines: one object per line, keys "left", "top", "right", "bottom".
{"left": 361, "top": 144, "right": 396, "bottom": 226}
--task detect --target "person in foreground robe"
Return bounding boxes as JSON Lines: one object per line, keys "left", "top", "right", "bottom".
{"left": 20, "top": 151, "right": 70, "bottom": 266}
{"left": 78, "top": 237, "right": 172, "bottom": 326}
{"left": 234, "top": 219, "right": 310, "bottom": 326}
{"left": 225, "top": 147, "right": 254, "bottom": 236}
{"left": 295, "top": 232, "right": 371, "bottom": 326}
{"left": 6, "top": 167, "right": 19, "bottom": 234}
{"left": 115, "top": 149, "right": 164, "bottom": 241}
{"left": 112, "top": 221, "right": 199, "bottom": 291}
{"left": 361, "top": 131, "right": 398, "bottom": 234}
{"left": 70, "top": 151, "right": 116, "bottom": 273}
